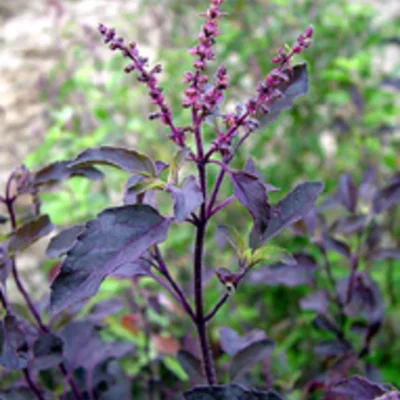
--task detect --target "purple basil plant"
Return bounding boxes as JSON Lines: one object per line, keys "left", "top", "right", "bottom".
{"left": 1, "top": 1, "right": 399, "bottom": 398}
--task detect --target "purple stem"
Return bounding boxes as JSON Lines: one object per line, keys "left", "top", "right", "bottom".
{"left": 207, "top": 195, "right": 236, "bottom": 218}
{"left": 23, "top": 369, "right": 45, "bottom": 400}
{"left": 204, "top": 293, "right": 229, "bottom": 322}
{"left": 4, "top": 191, "right": 84, "bottom": 400}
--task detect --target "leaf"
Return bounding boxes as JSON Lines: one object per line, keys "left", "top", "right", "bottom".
{"left": 0, "top": 388, "right": 37, "bottom": 400}
{"left": 250, "top": 181, "right": 324, "bottom": 248}
{"left": 167, "top": 176, "right": 203, "bottom": 222}
{"left": 0, "top": 245, "right": 11, "bottom": 285}
{"left": 177, "top": 349, "right": 206, "bottom": 384}
{"left": 373, "top": 181, "right": 400, "bottom": 214}
{"left": 300, "top": 290, "right": 330, "bottom": 314}
{"left": 34, "top": 161, "right": 104, "bottom": 186}
{"left": 31, "top": 333, "right": 63, "bottom": 370}
{"left": 50, "top": 205, "right": 171, "bottom": 314}
{"left": 332, "top": 215, "right": 367, "bottom": 234}
{"left": 229, "top": 170, "right": 271, "bottom": 236}
{"left": 68, "top": 146, "right": 155, "bottom": 176}
{"left": 46, "top": 225, "right": 85, "bottom": 258}
{"left": 184, "top": 384, "right": 283, "bottom": 400}
{"left": 251, "top": 244, "right": 295, "bottom": 266}
{"left": 60, "top": 321, "right": 133, "bottom": 371}
{"left": 0, "top": 315, "right": 29, "bottom": 370}
{"left": 336, "top": 273, "right": 384, "bottom": 324}
{"left": 168, "top": 147, "right": 190, "bottom": 184}
{"left": 314, "top": 340, "right": 351, "bottom": 357}
{"left": 322, "top": 233, "right": 351, "bottom": 259}
{"left": 371, "top": 248, "right": 400, "bottom": 260}
{"left": 219, "top": 327, "right": 266, "bottom": 357}
{"left": 127, "top": 178, "right": 165, "bottom": 196}
{"left": 328, "top": 376, "right": 387, "bottom": 400}
{"left": 229, "top": 339, "right": 274, "bottom": 381}
{"left": 248, "top": 252, "right": 318, "bottom": 287}
{"left": 8, "top": 215, "right": 54, "bottom": 255}
{"left": 259, "top": 63, "right": 309, "bottom": 127}
{"left": 243, "top": 158, "right": 279, "bottom": 192}
{"left": 152, "top": 334, "right": 180, "bottom": 356}
{"left": 216, "top": 225, "right": 248, "bottom": 259}
{"left": 337, "top": 173, "right": 357, "bottom": 213}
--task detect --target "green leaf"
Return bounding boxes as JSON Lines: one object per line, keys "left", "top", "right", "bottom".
{"left": 217, "top": 225, "right": 248, "bottom": 260}
{"left": 168, "top": 147, "right": 190, "bottom": 184}
{"left": 250, "top": 245, "right": 295, "bottom": 266}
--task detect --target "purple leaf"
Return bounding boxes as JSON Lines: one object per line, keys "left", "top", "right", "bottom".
{"left": 328, "top": 376, "right": 387, "bottom": 400}
{"left": 0, "top": 245, "right": 11, "bottom": 285}
{"left": 177, "top": 349, "right": 206, "bottom": 384}
{"left": 184, "top": 384, "right": 283, "bottom": 400}
{"left": 34, "top": 161, "right": 104, "bottom": 186}
{"left": 259, "top": 64, "right": 309, "bottom": 127}
{"left": 112, "top": 257, "right": 151, "bottom": 278}
{"left": 68, "top": 146, "right": 155, "bottom": 176}
{"left": 46, "top": 224, "right": 85, "bottom": 258}
{"left": 0, "top": 315, "right": 30, "bottom": 370}
{"left": 0, "top": 388, "right": 37, "bottom": 399}
{"left": 7, "top": 215, "right": 54, "bottom": 255}
{"left": 337, "top": 273, "right": 384, "bottom": 324}
{"left": 243, "top": 158, "right": 279, "bottom": 192}
{"left": 248, "top": 253, "right": 318, "bottom": 287}
{"left": 167, "top": 176, "right": 203, "bottom": 222}
{"left": 300, "top": 290, "right": 330, "bottom": 314}
{"left": 373, "top": 181, "right": 400, "bottom": 214}
{"left": 219, "top": 327, "right": 266, "bottom": 357}
{"left": 50, "top": 205, "right": 171, "bottom": 314}
{"left": 314, "top": 340, "right": 351, "bottom": 357}
{"left": 60, "top": 321, "right": 133, "bottom": 371}
{"left": 371, "top": 248, "right": 400, "bottom": 260}
{"left": 229, "top": 339, "right": 275, "bottom": 381}
{"left": 31, "top": 333, "right": 63, "bottom": 370}
{"left": 86, "top": 298, "right": 125, "bottom": 323}
{"left": 322, "top": 233, "right": 351, "bottom": 259}
{"left": 251, "top": 182, "right": 324, "bottom": 247}
{"left": 229, "top": 170, "right": 271, "bottom": 236}
{"left": 337, "top": 173, "right": 357, "bottom": 213}
{"left": 332, "top": 215, "right": 367, "bottom": 234}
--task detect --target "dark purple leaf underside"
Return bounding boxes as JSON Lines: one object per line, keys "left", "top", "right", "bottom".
{"left": 230, "top": 171, "right": 270, "bottom": 236}
{"left": 184, "top": 384, "right": 283, "bottom": 400}
{"left": 68, "top": 146, "right": 155, "bottom": 176}
{"left": 229, "top": 339, "right": 274, "bottom": 381}
{"left": 168, "top": 175, "right": 203, "bottom": 222}
{"left": 373, "top": 181, "right": 400, "bottom": 214}
{"left": 219, "top": 327, "right": 266, "bottom": 357}
{"left": 46, "top": 224, "right": 85, "bottom": 258}
{"left": 0, "top": 315, "right": 29, "bottom": 370}
{"left": 31, "top": 333, "right": 63, "bottom": 370}
{"left": 8, "top": 215, "right": 54, "bottom": 254}
{"left": 251, "top": 182, "right": 324, "bottom": 248}
{"left": 259, "top": 63, "right": 309, "bottom": 127}
{"left": 177, "top": 349, "right": 206, "bottom": 385}
{"left": 50, "top": 205, "right": 171, "bottom": 314}
{"left": 34, "top": 161, "right": 104, "bottom": 186}
{"left": 328, "top": 376, "right": 387, "bottom": 400}
{"left": 243, "top": 158, "right": 279, "bottom": 192}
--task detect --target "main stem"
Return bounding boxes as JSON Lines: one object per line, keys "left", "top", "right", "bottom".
{"left": 194, "top": 214, "right": 216, "bottom": 385}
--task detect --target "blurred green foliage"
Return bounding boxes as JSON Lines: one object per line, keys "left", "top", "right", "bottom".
{"left": 25, "top": 0, "right": 399, "bottom": 395}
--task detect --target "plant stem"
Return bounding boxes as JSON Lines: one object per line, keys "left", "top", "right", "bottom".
{"left": 23, "top": 369, "right": 45, "bottom": 400}
{"left": 193, "top": 218, "right": 216, "bottom": 385}
{"left": 204, "top": 293, "right": 229, "bottom": 322}
{"left": 4, "top": 194, "right": 83, "bottom": 400}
